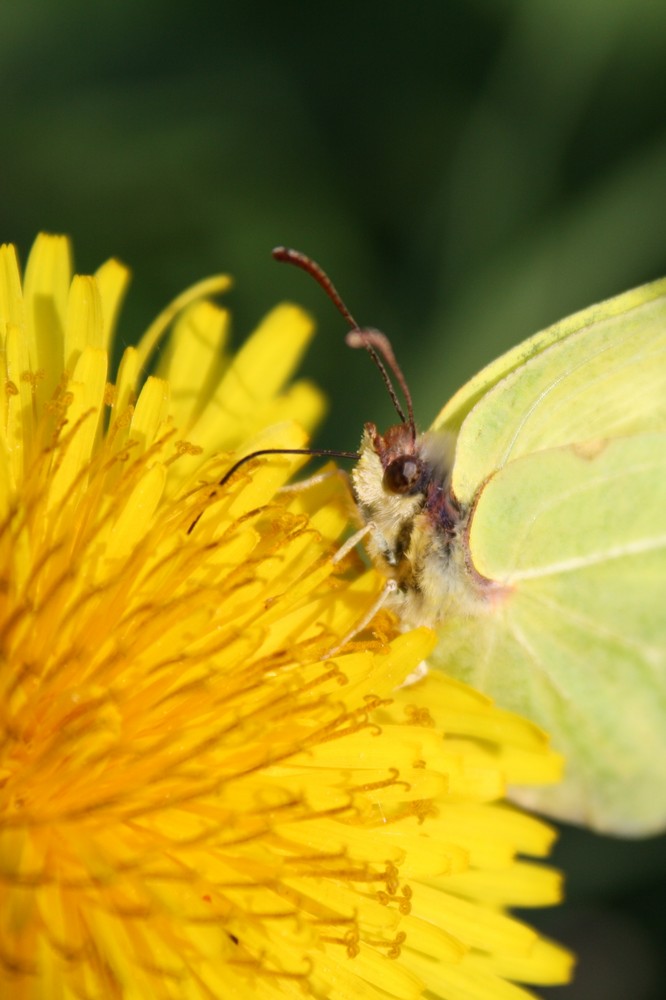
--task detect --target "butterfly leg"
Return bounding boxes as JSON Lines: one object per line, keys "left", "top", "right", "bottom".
{"left": 331, "top": 522, "right": 373, "bottom": 565}
{"left": 278, "top": 466, "right": 352, "bottom": 494}
{"left": 325, "top": 578, "right": 398, "bottom": 656}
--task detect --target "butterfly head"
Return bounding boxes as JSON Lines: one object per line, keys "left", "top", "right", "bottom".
{"left": 353, "top": 411, "right": 459, "bottom": 562}
{"left": 363, "top": 419, "right": 428, "bottom": 493}
{"left": 271, "top": 246, "right": 469, "bottom": 622}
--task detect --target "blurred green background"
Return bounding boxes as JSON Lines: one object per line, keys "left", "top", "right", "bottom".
{"left": 3, "top": 1, "right": 666, "bottom": 996}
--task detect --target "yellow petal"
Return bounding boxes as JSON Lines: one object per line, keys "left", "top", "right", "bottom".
{"left": 95, "top": 256, "right": 131, "bottom": 352}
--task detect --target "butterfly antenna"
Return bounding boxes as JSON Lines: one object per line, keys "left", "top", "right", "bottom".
{"left": 345, "top": 328, "right": 416, "bottom": 443}
{"left": 187, "top": 445, "right": 360, "bottom": 534}
{"left": 272, "top": 246, "right": 414, "bottom": 438}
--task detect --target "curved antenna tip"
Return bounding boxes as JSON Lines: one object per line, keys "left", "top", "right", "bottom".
{"left": 271, "top": 246, "right": 416, "bottom": 439}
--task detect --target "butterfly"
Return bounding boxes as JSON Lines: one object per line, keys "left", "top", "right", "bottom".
{"left": 269, "top": 248, "right": 666, "bottom": 837}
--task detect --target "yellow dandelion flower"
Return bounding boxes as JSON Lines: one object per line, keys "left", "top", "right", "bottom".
{"left": 0, "top": 235, "right": 573, "bottom": 998}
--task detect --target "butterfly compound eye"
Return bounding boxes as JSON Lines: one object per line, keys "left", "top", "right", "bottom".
{"left": 383, "top": 456, "right": 425, "bottom": 495}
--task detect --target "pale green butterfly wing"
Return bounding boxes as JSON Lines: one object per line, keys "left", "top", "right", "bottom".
{"left": 433, "top": 278, "right": 666, "bottom": 505}
{"left": 431, "top": 433, "right": 666, "bottom": 835}
{"left": 426, "top": 280, "right": 666, "bottom": 834}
